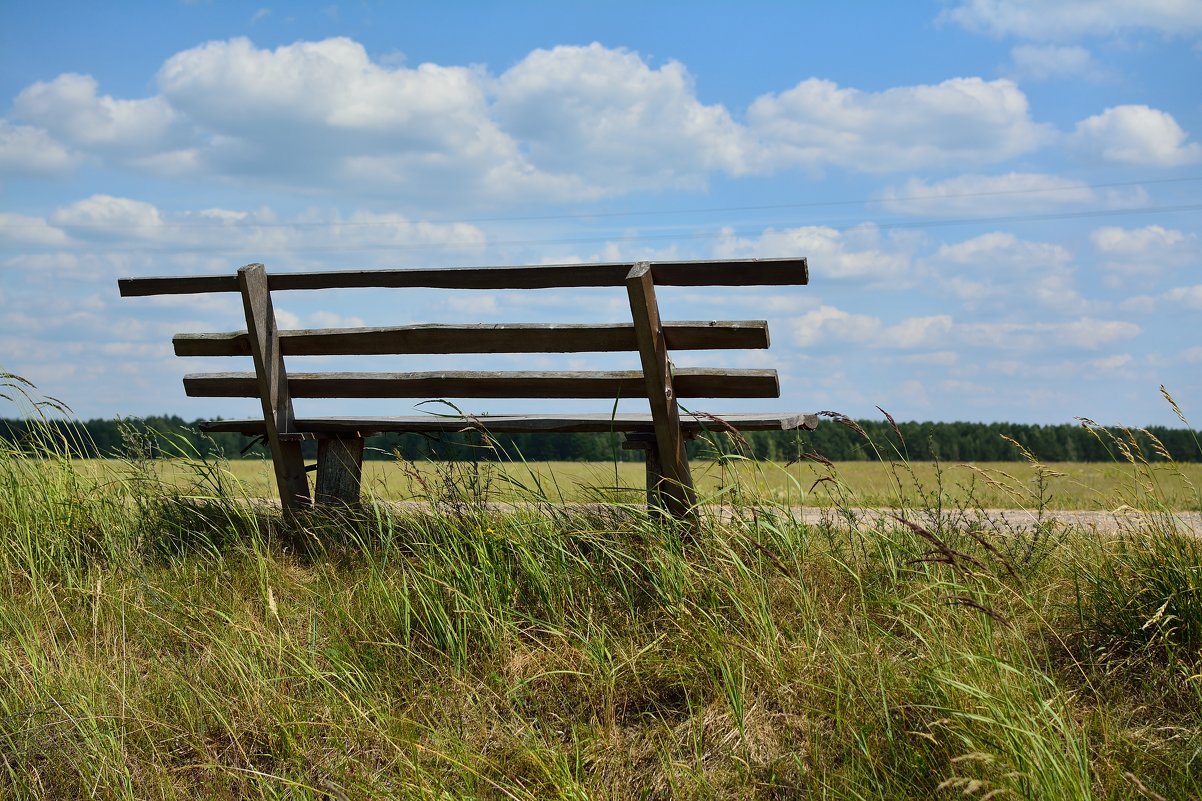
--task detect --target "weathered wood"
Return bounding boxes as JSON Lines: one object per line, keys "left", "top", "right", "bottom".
{"left": 238, "top": 263, "right": 310, "bottom": 509}
{"left": 119, "top": 257, "right": 808, "bottom": 296}
{"left": 121, "top": 255, "right": 817, "bottom": 520}
{"left": 626, "top": 262, "right": 697, "bottom": 520}
{"left": 314, "top": 437, "right": 364, "bottom": 505}
{"left": 184, "top": 369, "right": 779, "bottom": 399}
{"left": 199, "top": 412, "right": 820, "bottom": 436}
{"left": 173, "top": 320, "right": 771, "bottom": 357}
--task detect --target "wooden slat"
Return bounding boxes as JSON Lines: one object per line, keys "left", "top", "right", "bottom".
{"left": 119, "top": 257, "right": 808, "bottom": 296}
{"left": 626, "top": 261, "right": 696, "bottom": 519}
{"left": 237, "top": 263, "right": 310, "bottom": 508}
{"left": 173, "top": 320, "right": 770, "bottom": 357}
{"left": 198, "top": 412, "right": 820, "bottom": 435}
{"left": 183, "top": 368, "right": 779, "bottom": 399}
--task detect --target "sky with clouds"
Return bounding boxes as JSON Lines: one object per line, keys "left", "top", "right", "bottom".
{"left": 1, "top": 0, "right": 1200, "bottom": 426}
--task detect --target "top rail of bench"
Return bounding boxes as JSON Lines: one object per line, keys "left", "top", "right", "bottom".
{"left": 117, "top": 257, "right": 808, "bottom": 296}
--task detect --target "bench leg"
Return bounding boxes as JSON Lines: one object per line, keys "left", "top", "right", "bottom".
{"left": 315, "top": 437, "right": 364, "bottom": 505}
{"left": 624, "top": 432, "right": 698, "bottom": 522}
{"left": 644, "top": 443, "right": 666, "bottom": 521}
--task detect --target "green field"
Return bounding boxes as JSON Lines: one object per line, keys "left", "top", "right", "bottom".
{"left": 84, "top": 456, "right": 1202, "bottom": 510}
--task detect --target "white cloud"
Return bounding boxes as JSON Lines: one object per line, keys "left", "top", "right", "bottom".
{"left": 492, "top": 43, "right": 750, "bottom": 192}
{"left": 5, "top": 196, "right": 488, "bottom": 269}
{"left": 791, "top": 305, "right": 881, "bottom": 345}
{"left": 1091, "top": 224, "right": 1192, "bottom": 255}
{"left": 1164, "top": 285, "right": 1202, "bottom": 310}
{"left": 0, "top": 214, "right": 70, "bottom": 246}
{"left": 0, "top": 121, "right": 80, "bottom": 176}
{"left": 13, "top": 73, "right": 180, "bottom": 155}
{"left": 927, "top": 231, "right": 1085, "bottom": 310}
{"left": 1091, "top": 225, "right": 1198, "bottom": 280}
{"left": 944, "top": 0, "right": 1202, "bottom": 40}
{"left": 747, "top": 77, "right": 1052, "bottom": 172}
{"left": 881, "top": 315, "right": 955, "bottom": 349}
{"left": 51, "top": 195, "right": 164, "bottom": 239}
{"left": 1072, "top": 105, "right": 1202, "bottom": 167}
{"left": 1007, "top": 44, "right": 1104, "bottom": 80}
{"left": 791, "top": 304, "right": 1138, "bottom": 352}
{"left": 155, "top": 36, "right": 548, "bottom": 201}
{"left": 959, "top": 318, "right": 1140, "bottom": 349}
{"left": 714, "top": 224, "right": 914, "bottom": 283}
{"left": 2, "top": 37, "right": 1076, "bottom": 201}
{"left": 879, "top": 172, "right": 1145, "bottom": 216}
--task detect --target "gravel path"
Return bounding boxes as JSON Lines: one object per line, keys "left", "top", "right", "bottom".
{"left": 383, "top": 500, "right": 1201, "bottom": 534}
{"left": 779, "top": 507, "right": 1201, "bottom": 535}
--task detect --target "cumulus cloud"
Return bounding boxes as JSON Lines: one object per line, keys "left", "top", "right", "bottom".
{"left": 925, "top": 231, "right": 1086, "bottom": 310}
{"left": 958, "top": 317, "right": 1140, "bottom": 349}
{"left": 790, "top": 303, "right": 1138, "bottom": 352}
{"left": 1164, "top": 285, "right": 1202, "bottom": 310}
{"left": 1007, "top": 44, "right": 1105, "bottom": 80}
{"left": 492, "top": 43, "right": 750, "bottom": 191}
{"left": 1091, "top": 224, "right": 1191, "bottom": 255}
{"left": 0, "top": 213, "right": 70, "bottom": 246}
{"left": 879, "top": 172, "right": 1146, "bottom": 216}
{"left": 1072, "top": 105, "right": 1202, "bottom": 166}
{"left": 0, "top": 121, "right": 80, "bottom": 176}
{"left": 13, "top": 73, "right": 181, "bottom": 155}
{"left": 5, "top": 195, "right": 488, "bottom": 274}
{"left": 943, "top": 0, "right": 1202, "bottom": 40}
{"left": 3, "top": 37, "right": 1068, "bottom": 199}
{"left": 746, "top": 77, "right": 1051, "bottom": 172}
{"left": 1092, "top": 225, "right": 1199, "bottom": 286}
{"left": 51, "top": 195, "right": 164, "bottom": 238}
{"left": 713, "top": 224, "right": 915, "bottom": 284}
{"left": 792, "top": 305, "right": 883, "bottom": 346}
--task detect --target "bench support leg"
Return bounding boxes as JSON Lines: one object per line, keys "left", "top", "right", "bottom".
{"left": 623, "top": 431, "right": 697, "bottom": 521}
{"left": 315, "top": 437, "right": 364, "bottom": 506}
{"left": 625, "top": 262, "right": 698, "bottom": 524}
{"left": 238, "top": 263, "right": 310, "bottom": 511}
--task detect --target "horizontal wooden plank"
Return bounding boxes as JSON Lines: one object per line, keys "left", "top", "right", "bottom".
{"left": 198, "top": 412, "right": 819, "bottom": 436}
{"left": 120, "top": 257, "right": 808, "bottom": 296}
{"left": 173, "top": 320, "right": 770, "bottom": 357}
{"left": 183, "top": 369, "right": 779, "bottom": 399}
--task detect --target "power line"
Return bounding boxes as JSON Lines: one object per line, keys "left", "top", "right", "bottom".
{"left": 13, "top": 202, "right": 1199, "bottom": 254}
{"left": 2, "top": 175, "right": 1199, "bottom": 231}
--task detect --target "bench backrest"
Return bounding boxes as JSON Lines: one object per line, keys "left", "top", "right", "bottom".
{"left": 119, "top": 257, "right": 808, "bottom": 513}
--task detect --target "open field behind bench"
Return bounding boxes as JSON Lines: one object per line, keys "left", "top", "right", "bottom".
{"left": 77, "top": 457, "right": 1202, "bottom": 510}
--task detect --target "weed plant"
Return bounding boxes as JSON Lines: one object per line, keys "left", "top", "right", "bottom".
{"left": 0, "top": 374, "right": 1198, "bottom": 799}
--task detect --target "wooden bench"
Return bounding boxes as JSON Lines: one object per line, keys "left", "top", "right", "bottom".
{"left": 118, "top": 258, "right": 817, "bottom": 519}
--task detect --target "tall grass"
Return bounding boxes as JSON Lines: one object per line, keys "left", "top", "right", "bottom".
{"left": 0, "top": 375, "right": 1199, "bottom": 799}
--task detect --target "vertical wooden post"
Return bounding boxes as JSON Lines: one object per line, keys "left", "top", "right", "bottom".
{"left": 238, "top": 263, "right": 311, "bottom": 510}
{"left": 315, "top": 437, "right": 364, "bottom": 505}
{"left": 625, "top": 262, "right": 698, "bottom": 522}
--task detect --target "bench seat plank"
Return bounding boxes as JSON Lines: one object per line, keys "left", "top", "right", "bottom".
{"left": 173, "top": 320, "right": 770, "bottom": 357}
{"left": 199, "top": 412, "right": 820, "bottom": 437}
{"left": 184, "top": 369, "right": 780, "bottom": 399}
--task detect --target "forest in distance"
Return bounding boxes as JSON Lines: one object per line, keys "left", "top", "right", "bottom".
{"left": 2, "top": 414, "right": 1198, "bottom": 464}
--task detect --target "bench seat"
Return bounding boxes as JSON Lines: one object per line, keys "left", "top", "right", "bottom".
{"left": 200, "top": 411, "right": 819, "bottom": 438}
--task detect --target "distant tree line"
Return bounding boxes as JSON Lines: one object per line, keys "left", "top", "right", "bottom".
{"left": 2, "top": 415, "right": 1198, "bottom": 463}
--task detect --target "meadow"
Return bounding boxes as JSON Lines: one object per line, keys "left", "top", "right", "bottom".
{"left": 78, "top": 455, "right": 1202, "bottom": 510}
{"left": 3, "top": 381, "right": 1201, "bottom": 798}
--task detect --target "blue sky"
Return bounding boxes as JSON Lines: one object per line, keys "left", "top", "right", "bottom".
{"left": 2, "top": 0, "right": 1200, "bottom": 426}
